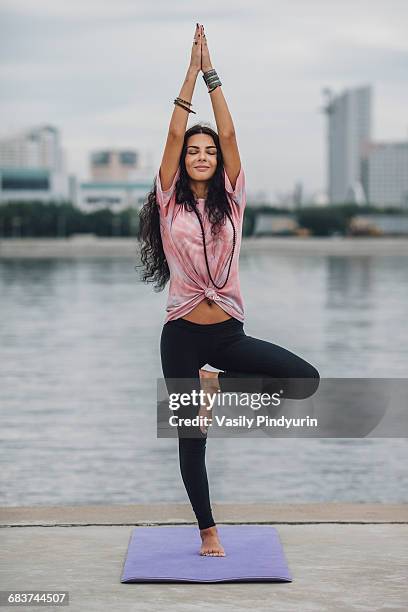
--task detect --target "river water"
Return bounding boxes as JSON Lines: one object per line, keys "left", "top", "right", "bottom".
{"left": 1, "top": 250, "right": 407, "bottom": 506}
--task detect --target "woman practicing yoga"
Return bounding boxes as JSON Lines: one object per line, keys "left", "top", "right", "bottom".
{"left": 138, "top": 23, "right": 320, "bottom": 557}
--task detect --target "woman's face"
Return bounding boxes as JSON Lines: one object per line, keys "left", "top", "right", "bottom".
{"left": 184, "top": 133, "right": 218, "bottom": 184}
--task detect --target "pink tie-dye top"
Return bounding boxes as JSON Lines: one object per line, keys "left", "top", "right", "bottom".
{"left": 155, "top": 164, "right": 246, "bottom": 324}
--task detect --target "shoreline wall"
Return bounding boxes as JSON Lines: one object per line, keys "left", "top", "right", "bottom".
{"left": 1, "top": 236, "right": 408, "bottom": 258}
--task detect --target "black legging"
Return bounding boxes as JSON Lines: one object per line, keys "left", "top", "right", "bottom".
{"left": 160, "top": 316, "right": 320, "bottom": 530}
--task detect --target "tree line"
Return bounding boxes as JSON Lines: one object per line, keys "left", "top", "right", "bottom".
{"left": 0, "top": 200, "right": 405, "bottom": 238}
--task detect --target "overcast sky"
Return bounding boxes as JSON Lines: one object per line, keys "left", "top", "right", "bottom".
{"left": 1, "top": 0, "right": 407, "bottom": 202}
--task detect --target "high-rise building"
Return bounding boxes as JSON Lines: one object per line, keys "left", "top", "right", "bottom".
{"left": 322, "top": 85, "right": 372, "bottom": 204}
{"left": 361, "top": 141, "right": 408, "bottom": 208}
{"left": 0, "top": 125, "right": 71, "bottom": 203}
{"left": 0, "top": 125, "right": 65, "bottom": 171}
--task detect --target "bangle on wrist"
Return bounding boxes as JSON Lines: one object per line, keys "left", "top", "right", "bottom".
{"left": 202, "top": 68, "right": 222, "bottom": 93}
{"left": 176, "top": 97, "right": 192, "bottom": 107}
{"left": 174, "top": 98, "right": 196, "bottom": 114}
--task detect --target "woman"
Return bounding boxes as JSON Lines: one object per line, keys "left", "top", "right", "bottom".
{"left": 138, "top": 24, "right": 320, "bottom": 557}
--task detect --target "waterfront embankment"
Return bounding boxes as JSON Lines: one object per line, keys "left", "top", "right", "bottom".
{"left": 1, "top": 235, "right": 408, "bottom": 258}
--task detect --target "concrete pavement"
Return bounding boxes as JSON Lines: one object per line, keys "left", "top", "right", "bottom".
{"left": 1, "top": 503, "right": 407, "bottom": 612}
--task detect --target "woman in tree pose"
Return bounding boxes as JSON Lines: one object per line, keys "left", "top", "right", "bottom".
{"left": 139, "top": 24, "right": 320, "bottom": 557}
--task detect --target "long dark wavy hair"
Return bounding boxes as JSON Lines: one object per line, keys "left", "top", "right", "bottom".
{"left": 136, "top": 122, "right": 233, "bottom": 292}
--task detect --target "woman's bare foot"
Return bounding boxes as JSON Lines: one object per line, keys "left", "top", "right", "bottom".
{"left": 198, "top": 369, "right": 220, "bottom": 434}
{"left": 200, "top": 525, "right": 226, "bottom": 556}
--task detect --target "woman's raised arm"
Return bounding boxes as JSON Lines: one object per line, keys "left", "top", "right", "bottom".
{"left": 159, "top": 24, "right": 201, "bottom": 191}
{"left": 200, "top": 25, "right": 241, "bottom": 190}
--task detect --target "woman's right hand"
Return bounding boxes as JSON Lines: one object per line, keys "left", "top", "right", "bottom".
{"left": 189, "top": 23, "right": 202, "bottom": 74}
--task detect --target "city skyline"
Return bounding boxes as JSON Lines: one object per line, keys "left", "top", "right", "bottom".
{"left": 1, "top": 0, "right": 407, "bottom": 202}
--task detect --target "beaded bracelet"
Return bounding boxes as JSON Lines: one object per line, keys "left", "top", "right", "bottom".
{"left": 202, "top": 68, "right": 222, "bottom": 93}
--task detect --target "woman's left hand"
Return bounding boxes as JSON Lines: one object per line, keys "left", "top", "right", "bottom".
{"left": 200, "top": 25, "right": 213, "bottom": 73}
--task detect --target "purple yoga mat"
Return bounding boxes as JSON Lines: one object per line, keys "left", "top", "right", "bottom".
{"left": 121, "top": 525, "right": 292, "bottom": 583}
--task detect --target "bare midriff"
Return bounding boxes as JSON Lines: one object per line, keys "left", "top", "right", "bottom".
{"left": 181, "top": 297, "right": 233, "bottom": 324}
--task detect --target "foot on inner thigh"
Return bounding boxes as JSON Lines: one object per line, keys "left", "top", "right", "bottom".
{"left": 198, "top": 369, "right": 220, "bottom": 434}
{"left": 199, "top": 525, "right": 226, "bottom": 556}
